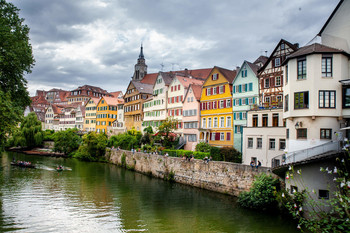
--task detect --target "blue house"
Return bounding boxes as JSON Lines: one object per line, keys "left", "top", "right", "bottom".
{"left": 232, "top": 60, "right": 263, "bottom": 152}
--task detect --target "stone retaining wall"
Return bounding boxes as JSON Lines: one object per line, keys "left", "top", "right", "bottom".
{"left": 106, "top": 149, "right": 276, "bottom": 196}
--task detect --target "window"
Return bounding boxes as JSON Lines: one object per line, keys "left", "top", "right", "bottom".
{"left": 262, "top": 114, "right": 268, "bottom": 127}
{"left": 248, "top": 138, "right": 253, "bottom": 148}
{"left": 277, "top": 95, "right": 282, "bottom": 102}
{"left": 319, "top": 91, "right": 335, "bottom": 108}
{"left": 318, "top": 190, "right": 329, "bottom": 199}
{"left": 207, "top": 88, "right": 211, "bottom": 96}
{"left": 214, "top": 117, "right": 218, "bottom": 128}
{"left": 187, "top": 134, "right": 197, "bottom": 142}
{"left": 279, "top": 139, "right": 286, "bottom": 150}
{"left": 227, "top": 116, "right": 232, "bottom": 127}
{"left": 294, "top": 91, "right": 309, "bottom": 109}
{"left": 211, "top": 133, "right": 216, "bottom": 141}
{"left": 286, "top": 129, "right": 289, "bottom": 139}
{"left": 297, "top": 128, "right": 307, "bottom": 139}
{"left": 227, "top": 99, "right": 231, "bottom": 107}
{"left": 265, "top": 96, "right": 270, "bottom": 104}
{"left": 235, "top": 125, "right": 242, "bottom": 134}
{"left": 220, "top": 132, "right": 225, "bottom": 141}
{"left": 264, "top": 78, "right": 270, "bottom": 88}
{"left": 275, "top": 58, "right": 281, "bottom": 67}
{"left": 343, "top": 87, "right": 350, "bottom": 108}
{"left": 320, "top": 128, "right": 332, "bottom": 139}
{"left": 297, "top": 57, "right": 306, "bottom": 80}
{"left": 212, "top": 73, "right": 218, "bottom": 80}
{"left": 269, "top": 138, "right": 276, "bottom": 150}
{"left": 280, "top": 43, "right": 285, "bottom": 49}
{"left": 290, "top": 185, "right": 298, "bottom": 194}
{"left": 275, "top": 76, "right": 281, "bottom": 86}
{"left": 213, "top": 87, "right": 217, "bottom": 95}
{"left": 322, "top": 55, "right": 332, "bottom": 77}
{"left": 285, "top": 94, "right": 289, "bottom": 112}
{"left": 220, "top": 117, "right": 225, "bottom": 128}
{"left": 272, "top": 113, "right": 279, "bottom": 127}
{"left": 253, "top": 115, "right": 258, "bottom": 127}
{"left": 220, "top": 100, "right": 224, "bottom": 108}
{"left": 257, "top": 138, "right": 262, "bottom": 149}
{"left": 202, "top": 118, "right": 206, "bottom": 128}
{"left": 208, "top": 118, "right": 212, "bottom": 128}
{"left": 219, "top": 85, "right": 224, "bottom": 94}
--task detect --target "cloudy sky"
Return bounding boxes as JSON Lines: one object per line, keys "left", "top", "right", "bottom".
{"left": 11, "top": 0, "right": 339, "bottom": 96}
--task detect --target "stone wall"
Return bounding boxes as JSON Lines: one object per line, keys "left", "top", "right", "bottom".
{"left": 106, "top": 149, "right": 276, "bottom": 196}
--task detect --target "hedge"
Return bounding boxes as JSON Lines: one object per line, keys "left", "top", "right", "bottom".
{"left": 162, "top": 149, "right": 209, "bottom": 159}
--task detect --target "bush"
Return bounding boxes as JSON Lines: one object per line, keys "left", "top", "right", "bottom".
{"left": 220, "top": 147, "right": 242, "bottom": 163}
{"left": 43, "top": 129, "right": 55, "bottom": 141}
{"left": 195, "top": 142, "right": 211, "bottom": 152}
{"left": 238, "top": 173, "right": 280, "bottom": 210}
{"left": 53, "top": 128, "right": 81, "bottom": 155}
{"left": 107, "top": 129, "right": 142, "bottom": 150}
{"left": 74, "top": 132, "right": 107, "bottom": 161}
{"left": 209, "top": 146, "right": 221, "bottom": 161}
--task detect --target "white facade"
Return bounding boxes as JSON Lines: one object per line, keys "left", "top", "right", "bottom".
{"left": 243, "top": 108, "right": 286, "bottom": 167}
{"left": 168, "top": 76, "right": 186, "bottom": 135}
{"left": 283, "top": 50, "right": 349, "bottom": 152}
{"left": 44, "top": 106, "right": 55, "bottom": 130}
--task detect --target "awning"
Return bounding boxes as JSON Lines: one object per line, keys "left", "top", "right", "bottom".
{"left": 340, "top": 126, "right": 350, "bottom": 130}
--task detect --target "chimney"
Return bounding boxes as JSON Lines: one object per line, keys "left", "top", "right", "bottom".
{"left": 236, "top": 66, "right": 240, "bottom": 71}
{"left": 294, "top": 43, "right": 299, "bottom": 49}
{"left": 184, "top": 68, "right": 189, "bottom": 76}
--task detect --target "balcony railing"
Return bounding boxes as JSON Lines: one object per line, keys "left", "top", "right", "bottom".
{"left": 271, "top": 140, "right": 341, "bottom": 168}
{"left": 250, "top": 101, "right": 283, "bottom": 111}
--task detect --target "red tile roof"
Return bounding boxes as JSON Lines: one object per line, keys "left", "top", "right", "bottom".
{"left": 176, "top": 75, "right": 204, "bottom": 89}
{"left": 190, "top": 84, "right": 203, "bottom": 101}
{"left": 102, "top": 96, "right": 123, "bottom": 106}
{"left": 215, "top": 66, "right": 238, "bottom": 84}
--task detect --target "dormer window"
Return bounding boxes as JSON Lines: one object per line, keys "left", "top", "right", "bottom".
{"left": 212, "top": 73, "right": 218, "bottom": 80}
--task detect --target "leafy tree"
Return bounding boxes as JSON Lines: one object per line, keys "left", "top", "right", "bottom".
{"left": 108, "top": 131, "right": 139, "bottom": 150}
{"left": 0, "top": 91, "right": 22, "bottom": 150}
{"left": 157, "top": 117, "right": 178, "bottom": 148}
{"left": 238, "top": 173, "right": 280, "bottom": 210}
{"left": 6, "top": 112, "right": 43, "bottom": 149}
{"left": 0, "top": 0, "right": 35, "bottom": 150}
{"left": 209, "top": 146, "right": 221, "bottom": 161}
{"left": 195, "top": 142, "right": 212, "bottom": 153}
{"left": 53, "top": 128, "right": 81, "bottom": 155}
{"left": 143, "top": 126, "right": 153, "bottom": 134}
{"left": 75, "top": 132, "right": 107, "bottom": 161}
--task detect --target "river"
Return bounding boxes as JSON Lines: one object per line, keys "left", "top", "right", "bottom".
{"left": 0, "top": 151, "right": 298, "bottom": 233}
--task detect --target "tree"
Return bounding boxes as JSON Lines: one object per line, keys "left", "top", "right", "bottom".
{"left": 75, "top": 132, "right": 107, "bottom": 161}
{"left": 6, "top": 112, "right": 43, "bottom": 149}
{"left": 157, "top": 117, "right": 178, "bottom": 148}
{"left": 195, "top": 142, "right": 212, "bottom": 153}
{"left": 0, "top": 0, "right": 35, "bottom": 150}
{"left": 53, "top": 128, "right": 81, "bottom": 155}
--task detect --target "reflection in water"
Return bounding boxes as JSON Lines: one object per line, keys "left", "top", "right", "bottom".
{"left": 0, "top": 152, "right": 298, "bottom": 232}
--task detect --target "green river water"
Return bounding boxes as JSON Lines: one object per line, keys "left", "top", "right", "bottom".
{"left": 0, "top": 151, "right": 298, "bottom": 233}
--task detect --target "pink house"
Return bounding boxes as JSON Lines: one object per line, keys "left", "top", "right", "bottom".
{"left": 183, "top": 84, "right": 202, "bottom": 151}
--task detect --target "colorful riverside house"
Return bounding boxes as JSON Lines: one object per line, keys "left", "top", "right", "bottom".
{"left": 183, "top": 84, "right": 202, "bottom": 150}
{"left": 258, "top": 39, "right": 299, "bottom": 107}
{"left": 199, "top": 67, "right": 237, "bottom": 147}
{"left": 96, "top": 97, "right": 120, "bottom": 133}
{"left": 83, "top": 97, "right": 99, "bottom": 132}
{"left": 168, "top": 74, "right": 204, "bottom": 136}
{"left": 141, "top": 72, "right": 173, "bottom": 132}
{"left": 232, "top": 60, "right": 260, "bottom": 152}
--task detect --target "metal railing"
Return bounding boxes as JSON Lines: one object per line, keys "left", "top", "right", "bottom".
{"left": 271, "top": 141, "right": 340, "bottom": 168}
{"left": 175, "top": 137, "right": 186, "bottom": 149}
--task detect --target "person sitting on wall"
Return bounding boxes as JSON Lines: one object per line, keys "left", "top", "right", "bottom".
{"left": 250, "top": 161, "right": 255, "bottom": 169}
{"left": 256, "top": 161, "right": 261, "bottom": 169}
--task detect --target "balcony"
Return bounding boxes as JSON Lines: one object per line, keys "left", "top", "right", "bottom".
{"left": 250, "top": 101, "right": 283, "bottom": 110}
{"left": 271, "top": 140, "right": 341, "bottom": 168}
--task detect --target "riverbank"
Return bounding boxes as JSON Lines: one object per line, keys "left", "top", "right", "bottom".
{"left": 106, "top": 148, "right": 276, "bottom": 196}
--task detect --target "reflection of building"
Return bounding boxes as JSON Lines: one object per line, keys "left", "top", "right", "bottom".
{"left": 183, "top": 84, "right": 202, "bottom": 150}
{"left": 199, "top": 66, "right": 237, "bottom": 147}
{"left": 243, "top": 108, "right": 286, "bottom": 167}
{"left": 258, "top": 39, "right": 298, "bottom": 107}
{"left": 232, "top": 60, "right": 261, "bottom": 152}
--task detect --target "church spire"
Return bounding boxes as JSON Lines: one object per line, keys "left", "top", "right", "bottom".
{"left": 139, "top": 43, "right": 144, "bottom": 59}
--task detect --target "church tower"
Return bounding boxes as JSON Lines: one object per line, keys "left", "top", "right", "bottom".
{"left": 132, "top": 44, "right": 147, "bottom": 81}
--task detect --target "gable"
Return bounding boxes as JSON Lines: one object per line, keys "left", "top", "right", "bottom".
{"left": 203, "top": 67, "right": 229, "bottom": 87}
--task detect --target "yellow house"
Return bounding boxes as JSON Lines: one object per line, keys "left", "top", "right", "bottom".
{"left": 96, "top": 96, "right": 120, "bottom": 133}
{"left": 83, "top": 97, "right": 100, "bottom": 132}
{"left": 199, "top": 66, "right": 237, "bottom": 147}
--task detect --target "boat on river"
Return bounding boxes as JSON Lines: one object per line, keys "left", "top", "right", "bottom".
{"left": 11, "top": 161, "right": 35, "bottom": 168}
{"left": 56, "top": 167, "right": 63, "bottom": 172}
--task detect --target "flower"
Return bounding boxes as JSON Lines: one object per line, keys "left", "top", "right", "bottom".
{"left": 297, "top": 170, "right": 301, "bottom": 175}
{"left": 347, "top": 181, "right": 350, "bottom": 189}
{"left": 282, "top": 193, "right": 285, "bottom": 197}
{"left": 286, "top": 175, "right": 289, "bottom": 179}
{"left": 320, "top": 167, "right": 323, "bottom": 172}
{"left": 328, "top": 170, "right": 332, "bottom": 174}
{"left": 333, "top": 167, "right": 337, "bottom": 174}
{"left": 299, "top": 207, "right": 303, "bottom": 212}
{"left": 341, "top": 182, "right": 345, "bottom": 188}
{"left": 333, "top": 177, "right": 337, "bottom": 181}
{"left": 325, "top": 167, "right": 329, "bottom": 171}
{"left": 294, "top": 204, "right": 297, "bottom": 208}
{"left": 297, "top": 225, "right": 301, "bottom": 229}
{"left": 289, "top": 166, "right": 292, "bottom": 170}
{"left": 312, "top": 189, "right": 315, "bottom": 194}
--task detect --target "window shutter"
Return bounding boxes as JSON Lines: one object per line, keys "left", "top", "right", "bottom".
{"left": 172, "top": 97, "right": 174, "bottom": 103}
{"left": 211, "top": 74, "right": 213, "bottom": 80}
{"left": 206, "top": 88, "right": 208, "bottom": 96}
{"left": 210, "top": 132, "right": 212, "bottom": 139}
{"left": 223, "top": 85, "right": 225, "bottom": 93}
{"left": 253, "top": 97, "right": 255, "bottom": 104}
{"left": 239, "top": 85, "right": 242, "bottom": 93}
{"left": 171, "top": 86, "right": 173, "bottom": 92}
{"left": 249, "top": 83, "right": 253, "bottom": 91}
{"left": 224, "top": 100, "right": 226, "bottom": 108}
{"left": 239, "top": 99, "right": 242, "bottom": 106}
{"left": 239, "top": 112, "right": 242, "bottom": 120}
{"left": 233, "top": 100, "right": 236, "bottom": 106}
{"left": 235, "top": 126, "right": 237, "bottom": 133}
{"left": 233, "top": 86, "right": 236, "bottom": 93}
{"left": 245, "top": 70, "right": 247, "bottom": 77}
{"left": 234, "top": 113, "right": 236, "bottom": 120}
{"left": 215, "top": 132, "right": 220, "bottom": 141}
{"left": 216, "top": 86, "right": 219, "bottom": 94}
{"left": 227, "top": 132, "right": 231, "bottom": 141}
{"left": 245, "top": 98, "right": 248, "bottom": 105}
{"left": 178, "top": 85, "right": 180, "bottom": 90}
